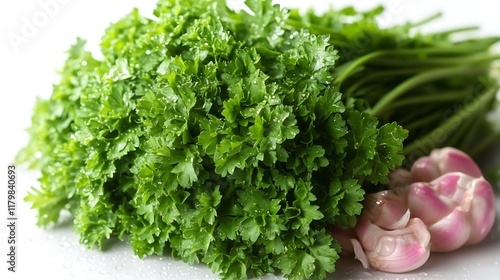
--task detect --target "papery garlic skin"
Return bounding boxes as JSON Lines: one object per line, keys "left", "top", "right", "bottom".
{"left": 354, "top": 191, "right": 431, "bottom": 273}
{"left": 407, "top": 172, "right": 495, "bottom": 252}
{"left": 387, "top": 168, "right": 412, "bottom": 194}
{"left": 411, "top": 147, "right": 483, "bottom": 182}
{"left": 363, "top": 190, "right": 409, "bottom": 230}
{"left": 463, "top": 176, "right": 496, "bottom": 245}
{"left": 330, "top": 226, "right": 357, "bottom": 257}
{"left": 355, "top": 210, "right": 431, "bottom": 273}
{"left": 332, "top": 147, "right": 494, "bottom": 272}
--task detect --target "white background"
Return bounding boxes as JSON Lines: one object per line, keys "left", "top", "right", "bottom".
{"left": 1, "top": 0, "right": 500, "bottom": 279}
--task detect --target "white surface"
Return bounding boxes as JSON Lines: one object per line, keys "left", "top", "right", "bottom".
{"left": 1, "top": 0, "right": 500, "bottom": 279}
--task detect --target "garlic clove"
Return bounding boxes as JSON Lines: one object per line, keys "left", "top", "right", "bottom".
{"left": 430, "top": 147, "right": 483, "bottom": 178}
{"left": 364, "top": 190, "right": 409, "bottom": 230}
{"left": 466, "top": 177, "right": 496, "bottom": 245}
{"left": 428, "top": 208, "right": 471, "bottom": 252}
{"left": 355, "top": 202, "right": 431, "bottom": 273}
{"left": 351, "top": 238, "right": 370, "bottom": 269}
{"left": 355, "top": 212, "right": 383, "bottom": 251}
{"left": 411, "top": 157, "right": 440, "bottom": 182}
{"left": 365, "top": 218, "right": 431, "bottom": 273}
{"left": 411, "top": 147, "right": 483, "bottom": 183}
{"left": 434, "top": 172, "right": 461, "bottom": 198}
{"left": 407, "top": 182, "right": 452, "bottom": 225}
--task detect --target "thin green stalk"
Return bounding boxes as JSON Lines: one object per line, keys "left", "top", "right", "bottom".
{"left": 403, "top": 86, "right": 498, "bottom": 156}
{"left": 367, "top": 54, "right": 500, "bottom": 67}
{"left": 446, "top": 113, "right": 477, "bottom": 149}
{"left": 382, "top": 90, "right": 473, "bottom": 112}
{"left": 344, "top": 68, "right": 428, "bottom": 97}
{"left": 408, "top": 12, "right": 442, "bottom": 27}
{"left": 459, "top": 112, "right": 485, "bottom": 152}
{"left": 334, "top": 47, "right": 488, "bottom": 87}
{"left": 395, "top": 104, "right": 439, "bottom": 127}
{"left": 469, "top": 131, "right": 500, "bottom": 157}
{"left": 335, "top": 51, "right": 386, "bottom": 88}
{"left": 368, "top": 66, "right": 486, "bottom": 117}
{"left": 427, "top": 26, "right": 479, "bottom": 37}
{"left": 455, "top": 37, "right": 500, "bottom": 48}
{"left": 402, "top": 111, "right": 444, "bottom": 131}
{"left": 284, "top": 18, "right": 341, "bottom": 36}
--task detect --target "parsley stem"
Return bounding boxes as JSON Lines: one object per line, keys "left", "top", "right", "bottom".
{"left": 427, "top": 26, "right": 479, "bottom": 37}
{"left": 344, "top": 68, "right": 428, "bottom": 97}
{"left": 368, "top": 66, "right": 487, "bottom": 117}
{"left": 458, "top": 113, "right": 484, "bottom": 152}
{"left": 402, "top": 111, "right": 445, "bottom": 131}
{"left": 402, "top": 85, "right": 498, "bottom": 156}
{"left": 446, "top": 112, "right": 477, "bottom": 147}
{"left": 368, "top": 54, "right": 500, "bottom": 67}
{"left": 469, "top": 131, "right": 500, "bottom": 157}
{"left": 284, "top": 18, "right": 340, "bottom": 36}
{"left": 408, "top": 12, "right": 442, "bottom": 27}
{"left": 456, "top": 37, "right": 500, "bottom": 48}
{"left": 381, "top": 90, "right": 472, "bottom": 112}
{"left": 334, "top": 48, "right": 491, "bottom": 88}
{"left": 335, "top": 51, "right": 386, "bottom": 89}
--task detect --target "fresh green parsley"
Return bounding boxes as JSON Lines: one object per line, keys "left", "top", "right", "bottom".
{"left": 18, "top": 0, "right": 500, "bottom": 279}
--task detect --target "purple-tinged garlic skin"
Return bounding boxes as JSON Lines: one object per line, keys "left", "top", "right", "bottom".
{"left": 407, "top": 172, "right": 495, "bottom": 252}
{"left": 363, "top": 190, "right": 409, "bottom": 230}
{"left": 331, "top": 147, "right": 494, "bottom": 272}
{"left": 354, "top": 191, "right": 431, "bottom": 273}
{"left": 411, "top": 147, "right": 483, "bottom": 182}
{"left": 463, "top": 176, "right": 496, "bottom": 245}
{"left": 355, "top": 209, "right": 431, "bottom": 273}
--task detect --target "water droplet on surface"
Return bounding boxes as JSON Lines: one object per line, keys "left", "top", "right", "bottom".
{"left": 146, "top": 50, "right": 152, "bottom": 55}
{"left": 419, "top": 272, "right": 428, "bottom": 276}
{"left": 81, "top": 60, "right": 88, "bottom": 66}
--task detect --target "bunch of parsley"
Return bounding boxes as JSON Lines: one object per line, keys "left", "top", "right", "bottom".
{"left": 18, "top": 0, "right": 499, "bottom": 279}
